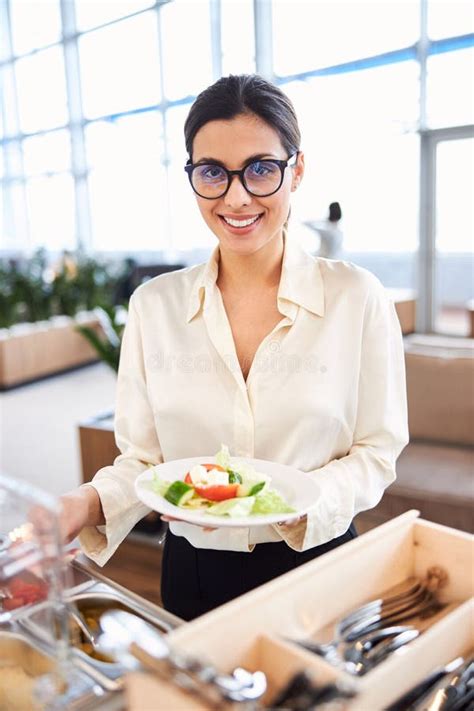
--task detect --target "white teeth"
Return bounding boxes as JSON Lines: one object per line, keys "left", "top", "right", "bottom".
{"left": 223, "top": 215, "right": 261, "bottom": 228}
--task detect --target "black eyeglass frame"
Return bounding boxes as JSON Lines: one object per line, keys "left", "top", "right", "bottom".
{"left": 184, "top": 153, "right": 299, "bottom": 199}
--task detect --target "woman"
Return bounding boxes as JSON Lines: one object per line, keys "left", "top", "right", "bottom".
{"left": 60, "top": 75, "right": 408, "bottom": 621}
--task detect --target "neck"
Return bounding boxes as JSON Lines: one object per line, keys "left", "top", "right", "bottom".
{"left": 217, "top": 233, "right": 285, "bottom": 292}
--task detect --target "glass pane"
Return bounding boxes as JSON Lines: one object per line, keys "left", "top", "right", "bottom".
{"left": 1, "top": 66, "right": 19, "bottom": 138}
{"left": 221, "top": 0, "right": 255, "bottom": 75}
{"left": 22, "top": 130, "right": 71, "bottom": 176}
{"left": 79, "top": 12, "right": 161, "bottom": 119}
{"left": 272, "top": 0, "right": 420, "bottom": 77}
{"left": 25, "top": 174, "right": 76, "bottom": 249}
{"left": 0, "top": 184, "right": 4, "bottom": 247}
{"left": 161, "top": 0, "right": 213, "bottom": 100}
{"left": 85, "top": 112, "right": 167, "bottom": 250}
{"left": 15, "top": 47, "right": 68, "bottom": 133}
{"left": 2, "top": 181, "right": 29, "bottom": 249}
{"left": 428, "top": 0, "right": 474, "bottom": 39}
{"left": 282, "top": 63, "right": 419, "bottom": 290}
{"left": 165, "top": 103, "right": 214, "bottom": 252}
{"left": 10, "top": 0, "right": 61, "bottom": 56}
{"left": 436, "top": 139, "right": 474, "bottom": 253}
{"left": 75, "top": 0, "right": 155, "bottom": 31}
{"left": 4, "top": 139, "right": 24, "bottom": 179}
{"left": 427, "top": 48, "right": 474, "bottom": 128}
{"left": 435, "top": 138, "right": 474, "bottom": 336}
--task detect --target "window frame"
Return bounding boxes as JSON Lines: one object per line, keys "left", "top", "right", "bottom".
{"left": 0, "top": 0, "right": 473, "bottom": 332}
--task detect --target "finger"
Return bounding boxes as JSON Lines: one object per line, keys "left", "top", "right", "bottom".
{"left": 277, "top": 516, "right": 302, "bottom": 528}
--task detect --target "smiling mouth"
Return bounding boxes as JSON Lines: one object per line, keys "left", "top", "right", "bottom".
{"left": 219, "top": 214, "right": 263, "bottom": 228}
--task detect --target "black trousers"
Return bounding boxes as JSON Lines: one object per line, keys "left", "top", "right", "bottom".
{"left": 161, "top": 523, "right": 357, "bottom": 621}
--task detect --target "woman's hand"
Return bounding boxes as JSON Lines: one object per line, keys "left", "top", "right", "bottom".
{"left": 37, "top": 486, "right": 105, "bottom": 544}
{"left": 276, "top": 514, "right": 307, "bottom": 532}
{"left": 57, "top": 490, "right": 93, "bottom": 543}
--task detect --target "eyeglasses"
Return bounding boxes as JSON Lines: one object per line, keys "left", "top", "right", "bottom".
{"left": 184, "top": 153, "right": 298, "bottom": 199}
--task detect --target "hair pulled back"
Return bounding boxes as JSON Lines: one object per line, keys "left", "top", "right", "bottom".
{"left": 184, "top": 74, "right": 301, "bottom": 160}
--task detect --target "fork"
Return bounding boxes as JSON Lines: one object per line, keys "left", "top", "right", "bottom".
{"left": 347, "top": 628, "right": 420, "bottom": 675}
{"left": 338, "top": 578, "right": 423, "bottom": 634}
{"left": 292, "top": 576, "right": 443, "bottom": 661}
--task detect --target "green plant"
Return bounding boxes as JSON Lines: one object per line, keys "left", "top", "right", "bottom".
{"left": 50, "top": 251, "right": 125, "bottom": 316}
{"left": 9, "top": 250, "right": 53, "bottom": 323}
{"left": 76, "top": 305, "right": 126, "bottom": 373}
{"left": 0, "top": 249, "right": 132, "bottom": 327}
{"left": 0, "top": 262, "right": 15, "bottom": 328}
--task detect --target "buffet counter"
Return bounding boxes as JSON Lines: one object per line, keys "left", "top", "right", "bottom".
{"left": 1, "top": 510, "right": 472, "bottom": 710}
{"left": 1, "top": 554, "right": 182, "bottom": 710}
{"left": 123, "top": 510, "right": 473, "bottom": 710}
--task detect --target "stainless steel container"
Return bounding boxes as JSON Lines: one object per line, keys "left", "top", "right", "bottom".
{"left": 19, "top": 563, "right": 183, "bottom": 693}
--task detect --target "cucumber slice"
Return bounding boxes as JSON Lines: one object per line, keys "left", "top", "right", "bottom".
{"left": 164, "top": 481, "right": 194, "bottom": 507}
{"left": 248, "top": 482, "right": 266, "bottom": 496}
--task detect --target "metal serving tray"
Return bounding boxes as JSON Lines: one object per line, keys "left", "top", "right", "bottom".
{"left": 19, "top": 563, "right": 183, "bottom": 693}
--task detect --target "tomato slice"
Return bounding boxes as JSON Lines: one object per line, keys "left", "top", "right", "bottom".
{"left": 3, "top": 597, "right": 26, "bottom": 611}
{"left": 194, "top": 484, "right": 239, "bottom": 501}
{"left": 9, "top": 577, "right": 47, "bottom": 601}
{"left": 184, "top": 463, "right": 225, "bottom": 486}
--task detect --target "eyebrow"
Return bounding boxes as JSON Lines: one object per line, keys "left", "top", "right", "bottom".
{"left": 193, "top": 153, "right": 279, "bottom": 167}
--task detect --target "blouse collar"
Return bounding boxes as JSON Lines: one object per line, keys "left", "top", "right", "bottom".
{"left": 186, "top": 232, "right": 325, "bottom": 323}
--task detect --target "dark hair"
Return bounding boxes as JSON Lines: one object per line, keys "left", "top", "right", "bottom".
{"left": 328, "top": 202, "right": 342, "bottom": 222}
{"left": 184, "top": 74, "right": 301, "bottom": 160}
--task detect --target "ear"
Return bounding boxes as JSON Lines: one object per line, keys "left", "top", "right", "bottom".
{"left": 291, "top": 151, "right": 305, "bottom": 191}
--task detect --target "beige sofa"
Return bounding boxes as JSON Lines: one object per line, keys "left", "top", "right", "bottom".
{"left": 356, "top": 334, "right": 474, "bottom": 534}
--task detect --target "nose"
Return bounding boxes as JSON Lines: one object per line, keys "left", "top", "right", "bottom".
{"left": 223, "top": 174, "right": 252, "bottom": 208}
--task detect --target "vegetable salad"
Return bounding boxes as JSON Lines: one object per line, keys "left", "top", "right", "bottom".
{"left": 151, "top": 445, "right": 295, "bottom": 518}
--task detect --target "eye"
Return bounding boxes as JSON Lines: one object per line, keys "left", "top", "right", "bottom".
{"left": 247, "top": 161, "right": 278, "bottom": 178}
{"left": 196, "top": 164, "right": 226, "bottom": 182}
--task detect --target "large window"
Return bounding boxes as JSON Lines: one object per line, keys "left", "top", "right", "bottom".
{"left": 78, "top": 12, "right": 162, "bottom": 120}
{"left": 283, "top": 61, "right": 420, "bottom": 257}
{"left": 0, "top": 0, "right": 473, "bottom": 332}
{"left": 85, "top": 112, "right": 167, "bottom": 251}
{"left": 272, "top": 0, "right": 420, "bottom": 75}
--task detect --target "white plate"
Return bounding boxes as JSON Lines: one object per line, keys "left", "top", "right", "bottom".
{"left": 135, "top": 456, "right": 321, "bottom": 528}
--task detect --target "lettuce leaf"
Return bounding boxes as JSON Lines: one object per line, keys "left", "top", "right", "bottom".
{"left": 252, "top": 490, "right": 296, "bottom": 515}
{"left": 206, "top": 496, "right": 256, "bottom": 517}
{"left": 215, "top": 443, "right": 231, "bottom": 471}
{"left": 151, "top": 471, "right": 172, "bottom": 497}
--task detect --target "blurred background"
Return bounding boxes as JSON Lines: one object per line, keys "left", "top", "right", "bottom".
{"left": 0, "top": 1, "right": 473, "bottom": 589}
{"left": 1, "top": 0, "right": 473, "bottom": 327}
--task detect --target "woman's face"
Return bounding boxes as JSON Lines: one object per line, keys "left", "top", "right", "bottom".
{"left": 191, "top": 113, "right": 305, "bottom": 258}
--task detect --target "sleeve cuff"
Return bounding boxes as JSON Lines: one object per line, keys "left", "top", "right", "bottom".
{"left": 78, "top": 479, "right": 150, "bottom": 566}
{"left": 272, "top": 471, "right": 355, "bottom": 553}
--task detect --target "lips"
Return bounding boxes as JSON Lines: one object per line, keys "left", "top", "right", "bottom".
{"left": 218, "top": 213, "right": 264, "bottom": 232}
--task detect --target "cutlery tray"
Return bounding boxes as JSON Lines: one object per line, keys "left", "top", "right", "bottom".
{"left": 125, "top": 511, "right": 473, "bottom": 710}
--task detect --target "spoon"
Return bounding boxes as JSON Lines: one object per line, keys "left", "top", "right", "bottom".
{"left": 97, "top": 610, "right": 267, "bottom": 705}
{"left": 67, "top": 604, "right": 99, "bottom": 646}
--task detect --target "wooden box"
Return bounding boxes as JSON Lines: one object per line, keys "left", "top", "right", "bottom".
{"left": 0, "top": 315, "right": 101, "bottom": 389}
{"left": 78, "top": 411, "right": 119, "bottom": 484}
{"left": 125, "top": 511, "right": 473, "bottom": 710}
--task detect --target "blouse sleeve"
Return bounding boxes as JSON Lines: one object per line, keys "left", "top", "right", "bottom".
{"left": 79, "top": 294, "right": 163, "bottom": 566}
{"left": 274, "top": 278, "right": 409, "bottom": 552}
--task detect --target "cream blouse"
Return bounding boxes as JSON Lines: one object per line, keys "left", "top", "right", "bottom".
{"left": 79, "top": 235, "right": 408, "bottom": 566}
